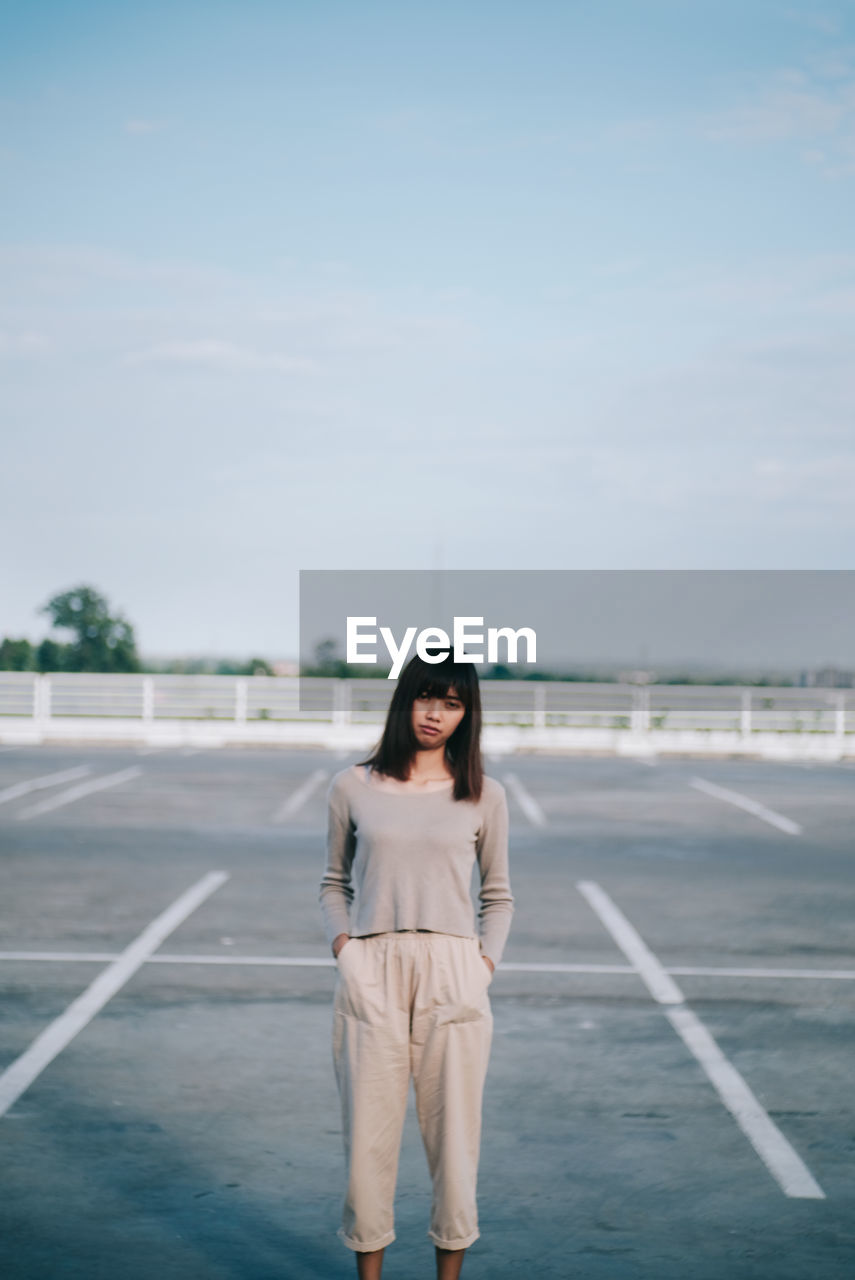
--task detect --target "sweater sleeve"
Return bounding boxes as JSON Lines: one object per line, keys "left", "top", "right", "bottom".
{"left": 318, "top": 775, "right": 356, "bottom": 948}
{"left": 475, "top": 782, "right": 514, "bottom": 967}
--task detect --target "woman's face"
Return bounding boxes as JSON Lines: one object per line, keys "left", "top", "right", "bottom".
{"left": 410, "top": 685, "right": 467, "bottom": 751}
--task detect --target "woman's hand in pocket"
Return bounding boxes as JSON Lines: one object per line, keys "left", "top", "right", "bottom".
{"left": 332, "top": 933, "right": 350, "bottom": 959}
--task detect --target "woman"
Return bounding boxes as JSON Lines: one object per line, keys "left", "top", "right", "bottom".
{"left": 319, "top": 651, "right": 514, "bottom": 1280}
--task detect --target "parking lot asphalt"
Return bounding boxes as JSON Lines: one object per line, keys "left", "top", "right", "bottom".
{"left": 1, "top": 744, "right": 853, "bottom": 1279}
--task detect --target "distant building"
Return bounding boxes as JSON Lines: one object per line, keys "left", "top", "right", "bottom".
{"left": 272, "top": 659, "right": 300, "bottom": 677}
{"left": 799, "top": 667, "right": 854, "bottom": 689}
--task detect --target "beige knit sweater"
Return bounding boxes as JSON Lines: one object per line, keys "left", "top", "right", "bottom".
{"left": 319, "top": 764, "right": 515, "bottom": 966}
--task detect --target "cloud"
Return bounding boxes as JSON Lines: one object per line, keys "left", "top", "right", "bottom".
{"left": 701, "top": 70, "right": 846, "bottom": 142}
{"left": 0, "top": 244, "right": 252, "bottom": 298}
{"left": 602, "top": 118, "right": 663, "bottom": 145}
{"left": 753, "top": 453, "right": 855, "bottom": 506}
{"left": 0, "top": 243, "right": 481, "bottom": 386}
{"left": 697, "top": 65, "right": 855, "bottom": 176}
{"left": 0, "top": 329, "right": 49, "bottom": 356}
{"left": 779, "top": 8, "right": 842, "bottom": 37}
{"left": 124, "top": 119, "right": 168, "bottom": 135}
{"left": 659, "top": 252, "right": 855, "bottom": 314}
{"left": 591, "top": 256, "right": 647, "bottom": 279}
{"left": 121, "top": 339, "right": 317, "bottom": 374}
{"left": 805, "top": 47, "right": 855, "bottom": 80}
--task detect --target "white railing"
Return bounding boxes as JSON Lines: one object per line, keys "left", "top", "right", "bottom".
{"left": 0, "top": 671, "right": 850, "bottom": 735}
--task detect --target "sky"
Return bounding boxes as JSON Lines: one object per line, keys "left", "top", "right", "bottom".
{"left": 2, "top": 1, "right": 854, "bottom": 659}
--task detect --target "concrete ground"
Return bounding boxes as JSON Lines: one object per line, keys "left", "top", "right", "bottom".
{"left": 0, "top": 743, "right": 853, "bottom": 1279}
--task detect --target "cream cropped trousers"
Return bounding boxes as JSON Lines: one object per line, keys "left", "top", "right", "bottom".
{"left": 332, "top": 929, "right": 494, "bottom": 1252}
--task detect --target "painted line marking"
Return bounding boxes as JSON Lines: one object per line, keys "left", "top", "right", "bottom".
{"left": 577, "top": 879, "right": 683, "bottom": 1004}
{"left": 503, "top": 772, "right": 548, "bottom": 827}
{"left": 0, "top": 765, "right": 91, "bottom": 808}
{"left": 0, "top": 953, "right": 632, "bottom": 971}
{"left": 577, "top": 879, "right": 825, "bottom": 1200}
{"left": 0, "top": 871, "right": 230, "bottom": 1119}
{"left": 690, "top": 776, "right": 802, "bottom": 835}
{"left": 271, "top": 768, "right": 328, "bottom": 822}
{"left": 1, "top": 952, "right": 851, "bottom": 982}
{"left": 667, "top": 965, "right": 855, "bottom": 980}
{"left": 15, "top": 767, "right": 143, "bottom": 821}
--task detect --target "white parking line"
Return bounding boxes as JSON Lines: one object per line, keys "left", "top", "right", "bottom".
{"left": 271, "top": 768, "right": 329, "bottom": 822}
{"left": 0, "top": 765, "right": 91, "bottom": 808}
{"left": 0, "top": 953, "right": 636, "bottom": 971}
{"left": 578, "top": 880, "right": 683, "bottom": 1003}
{"left": 0, "top": 871, "right": 230, "bottom": 1119}
{"left": 577, "top": 879, "right": 825, "bottom": 1200}
{"left": 690, "top": 777, "right": 802, "bottom": 835}
{"left": 666, "top": 965, "right": 855, "bottom": 980}
{"left": 503, "top": 772, "right": 547, "bottom": 827}
{"left": 15, "top": 767, "right": 143, "bottom": 821}
{"left": 1, "top": 952, "right": 854, "bottom": 981}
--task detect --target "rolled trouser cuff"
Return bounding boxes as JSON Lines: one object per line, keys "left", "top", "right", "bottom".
{"left": 337, "top": 1225, "right": 396, "bottom": 1252}
{"left": 428, "top": 1227, "right": 481, "bottom": 1250}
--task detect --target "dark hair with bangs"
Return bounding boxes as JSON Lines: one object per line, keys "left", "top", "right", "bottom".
{"left": 358, "top": 651, "right": 484, "bottom": 802}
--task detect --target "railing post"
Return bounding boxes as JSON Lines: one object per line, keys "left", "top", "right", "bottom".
{"left": 235, "top": 678, "right": 248, "bottom": 724}
{"left": 631, "top": 685, "right": 649, "bottom": 734}
{"left": 741, "top": 690, "right": 752, "bottom": 737}
{"left": 142, "top": 676, "right": 154, "bottom": 722}
{"left": 33, "top": 673, "right": 52, "bottom": 722}
{"left": 834, "top": 693, "right": 846, "bottom": 742}
{"left": 332, "top": 679, "right": 351, "bottom": 726}
{"left": 533, "top": 683, "right": 546, "bottom": 729}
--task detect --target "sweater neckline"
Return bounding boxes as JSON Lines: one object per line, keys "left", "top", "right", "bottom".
{"left": 352, "top": 764, "right": 455, "bottom": 796}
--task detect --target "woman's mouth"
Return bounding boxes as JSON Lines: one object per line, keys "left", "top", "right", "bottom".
{"left": 419, "top": 725, "right": 440, "bottom": 736}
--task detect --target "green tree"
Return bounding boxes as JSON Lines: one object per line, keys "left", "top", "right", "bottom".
{"left": 0, "top": 638, "right": 35, "bottom": 670}
{"left": 36, "top": 638, "right": 67, "bottom": 672}
{"left": 484, "top": 663, "right": 514, "bottom": 680}
{"left": 244, "top": 657, "right": 273, "bottom": 676}
{"left": 40, "top": 585, "right": 141, "bottom": 673}
{"left": 303, "top": 637, "right": 391, "bottom": 679}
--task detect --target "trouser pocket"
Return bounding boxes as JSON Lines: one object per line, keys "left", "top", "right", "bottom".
{"left": 427, "top": 938, "right": 491, "bottom": 1028}
{"left": 335, "top": 937, "right": 383, "bottom": 1023}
